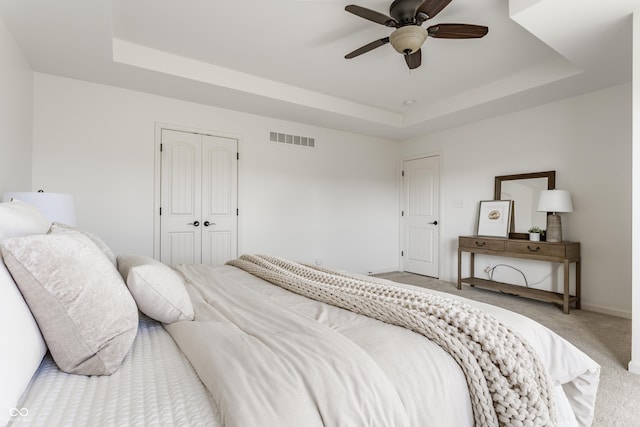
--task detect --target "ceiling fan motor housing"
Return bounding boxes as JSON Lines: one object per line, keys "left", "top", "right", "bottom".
{"left": 389, "top": 26, "right": 427, "bottom": 54}
{"left": 390, "top": 0, "right": 425, "bottom": 24}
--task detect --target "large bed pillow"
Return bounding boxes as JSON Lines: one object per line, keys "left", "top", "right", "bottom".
{"left": 0, "top": 199, "right": 50, "bottom": 425}
{"left": 0, "top": 254, "right": 48, "bottom": 426}
{"left": 0, "top": 233, "right": 138, "bottom": 376}
{"left": 117, "top": 254, "right": 194, "bottom": 324}
{"left": 49, "top": 221, "right": 117, "bottom": 266}
{"left": 0, "top": 199, "right": 51, "bottom": 240}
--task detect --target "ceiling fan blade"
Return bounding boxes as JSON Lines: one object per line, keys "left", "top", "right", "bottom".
{"left": 345, "top": 5, "right": 397, "bottom": 27}
{"left": 404, "top": 49, "right": 422, "bottom": 69}
{"left": 427, "top": 23, "right": 489, "bottom": 39}
{"left": 345, "top": 37, "right": 390, "bottom": 59}
{"left": 417, "top": 0, "right": 453, "bottom": 19}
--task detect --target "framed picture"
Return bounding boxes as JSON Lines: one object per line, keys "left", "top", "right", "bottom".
{"left": 477, "top": 200, "right": 513, "bottom": 237}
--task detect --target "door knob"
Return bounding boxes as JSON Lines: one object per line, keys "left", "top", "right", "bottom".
{"left": 429, "top": 221, "right": 438, "bottom": 225}
{"left": 204, "top": 221, "right": 215, "bottom": 227}
{"left": 188, "top": 221, "right": 200, "bottom": 227}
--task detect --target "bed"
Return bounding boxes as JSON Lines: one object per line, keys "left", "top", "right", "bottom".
{"left": 0, "top": 199, "right": 600, "bottom": 427}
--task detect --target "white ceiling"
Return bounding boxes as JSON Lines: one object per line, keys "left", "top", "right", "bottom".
{"left": 0, "top": 0, "right": 637, "bottom": 140}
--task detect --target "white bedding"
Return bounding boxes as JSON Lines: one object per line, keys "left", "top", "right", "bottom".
{"left": 9, "top": 317, "right": 218, "bottom": 427}
{"left": 8, "top": 263, "right": 599, "bottom": 427}
{"left": 166, "top": 264, "right": 600, "bottom": 427}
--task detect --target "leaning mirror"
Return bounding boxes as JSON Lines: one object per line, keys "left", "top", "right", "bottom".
{"left": 494, "top": 171, "right": 556, "bottom": 239}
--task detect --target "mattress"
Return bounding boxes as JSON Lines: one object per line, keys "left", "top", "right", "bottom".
{"left": 9, "top": 317, "right": 219, "bottom": 427}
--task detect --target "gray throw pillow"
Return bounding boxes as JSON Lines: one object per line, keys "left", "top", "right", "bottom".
{"left": 1, "top": 233, "right": 138, "bottom": 375}
{"left": 49, "top": 221, "right": 117, "bottom": 266}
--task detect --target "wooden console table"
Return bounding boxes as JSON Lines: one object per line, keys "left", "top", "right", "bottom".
{"left": 457, "top": 236, "right": 581, "bottom": 314}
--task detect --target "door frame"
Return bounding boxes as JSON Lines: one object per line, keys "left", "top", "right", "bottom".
{"left": 399, "top": 152, "right": 443, "bottom": 277}
{"left": 153, "top": 122, "right": 242, "bottom": 261}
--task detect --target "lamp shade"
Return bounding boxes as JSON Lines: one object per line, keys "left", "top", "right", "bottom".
{"left": 536, "top": 189, "right": 573, "bottom": 213}
{"left": 2, "top": 192, "right": 77, "bottom": 226}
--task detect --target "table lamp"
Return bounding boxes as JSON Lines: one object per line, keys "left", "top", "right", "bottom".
{"left": 2, "top": 191, "right": 77, "bottom": 226}
{"left": 536, "top": 189, "right": 573, "bottom": 243}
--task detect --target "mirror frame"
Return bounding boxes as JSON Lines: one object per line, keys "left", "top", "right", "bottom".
{"left": 494, "top": 171, "right": 556, "bottom": 239}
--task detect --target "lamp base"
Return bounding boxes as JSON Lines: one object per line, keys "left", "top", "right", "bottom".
{"left": 546, "top": 214, "right": 562, "bottom": 242}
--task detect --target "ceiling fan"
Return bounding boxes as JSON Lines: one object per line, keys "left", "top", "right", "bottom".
{"left": 344, "top": 0, "right": 488, "bottom": 70}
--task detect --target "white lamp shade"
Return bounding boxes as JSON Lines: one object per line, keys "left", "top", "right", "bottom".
{"left": 536, "top": 189, "right": 573, "bottom": 213}
{"left": 2, "top": 192, "right": 77, "bottom": 226}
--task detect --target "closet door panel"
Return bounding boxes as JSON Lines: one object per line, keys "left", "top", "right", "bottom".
{"left": 202, "top": 230, "right": 232, "bottom": 266}
{"left": 160, "top": 129, "right": 202, "bottom": 264}
{"left": 201, "top": 135, "right": 238, "bottom": 265}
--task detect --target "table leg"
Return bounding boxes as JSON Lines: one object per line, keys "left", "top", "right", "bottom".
{"left": 457, "top": 249, "right": 462, "bottom": 289}
{"left": 563, "top": 259, "right": 570, "bottom": 314}
{"left": 470, "top": 253, "right": 475, "bottom": 280}
{"left": 576, "top": 259, "right": 581, "bottom": 310}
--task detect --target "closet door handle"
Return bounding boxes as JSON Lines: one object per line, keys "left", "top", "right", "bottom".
{"left": 188, "top": 221, "right": 200, "bottom": 227}
{"left": 428, "top": 221, "right": 438, "bottom": 225}
{"left": 204, "top": 221, "right": 215, "bottom": 227}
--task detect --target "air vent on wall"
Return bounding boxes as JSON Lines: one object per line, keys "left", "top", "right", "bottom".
{"left": 269, "top": 131, "right": 315, "bottom": 148}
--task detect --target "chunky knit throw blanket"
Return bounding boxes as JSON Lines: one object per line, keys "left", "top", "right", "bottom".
{"left": 227, "top": 254, "right": 556, "bottom": 427}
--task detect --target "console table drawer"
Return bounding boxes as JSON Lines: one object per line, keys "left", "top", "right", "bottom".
{"left": 459, "top": 237, "right": 505, "bottom": 251}
{"left": 505, "top": 241, "right": 566, "bottom": 257}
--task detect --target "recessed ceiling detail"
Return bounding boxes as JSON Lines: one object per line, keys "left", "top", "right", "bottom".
{"left": 0, "top": 0, "right": 634, "bottom": 140}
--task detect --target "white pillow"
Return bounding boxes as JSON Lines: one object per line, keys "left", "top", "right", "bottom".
{"left": 49, "top": 222, "right": 117, "bottom": 266}
{"left": 0, "top": 255, "right": 47, "bottom": 426}
{"left": 1, "top": 233, "right": 138, "bottom": 376}
{"left": 0, "top": 199, "right": 51, "bottom": 240}
{"left": 117, "top": 254, "right": 194, "bottom": 324}
{"left": 0, "top": 199, "right": 50, "bottom": 425}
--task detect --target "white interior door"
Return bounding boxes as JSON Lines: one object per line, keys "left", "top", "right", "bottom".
{"left": 160, "top": 129, "right": 202, "bottom": 265}
{"left": 160, "top": 129, "right": 238, "bottom": 265}
{"left": 402, "top": 155, "right": 440, "bottom": 277}
{"left": 201, "top": 135, "right": 238, "bottom": 265}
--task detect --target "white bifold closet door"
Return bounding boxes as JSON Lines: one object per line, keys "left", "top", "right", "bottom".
{"left": 160, "top": 129, "right": 238, "bottom": 265}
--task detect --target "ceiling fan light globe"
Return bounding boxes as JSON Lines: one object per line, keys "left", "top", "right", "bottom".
{"left": 389, "top": 26, "right": 427, "bottom": 55}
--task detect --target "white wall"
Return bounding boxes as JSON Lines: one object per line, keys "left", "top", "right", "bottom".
{"left": 401, "top": 83, "right": 632, "bottom": 317}
{"left": 31, "top": 73, "right": 400, "bottom": 274}
{"left": 0, "top": 16, "right": 32, "bottom": 193}
{"left": 629, "top": 11, "right": 640, "bottom": 375}
{"left": 31, "top": 73, "right": 633, "bottom": 316}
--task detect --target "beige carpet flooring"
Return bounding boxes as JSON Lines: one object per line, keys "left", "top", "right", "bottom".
{"left": 374, "top": 272, "right": 640, "bottom": 427}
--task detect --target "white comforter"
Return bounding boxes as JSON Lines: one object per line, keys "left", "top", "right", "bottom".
{"left": 165, "top": 264, "right": 600, "bottom": 427}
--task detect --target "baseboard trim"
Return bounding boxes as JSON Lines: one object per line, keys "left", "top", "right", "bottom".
{"left": 628, "top": 360, "right": 640, "bottom": 375}
{"left": 366, "top": 267, "right": 400, "bottom": 276}
{"left": 580, "top": 302, "right": 631, "bottom": 319}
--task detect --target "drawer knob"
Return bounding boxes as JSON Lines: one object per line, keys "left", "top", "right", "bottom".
{"left": 527, "top": 245, "right": 541, "bottom": 252}
{"left": 474, "top": 241, "right": 486, "bottom": 247}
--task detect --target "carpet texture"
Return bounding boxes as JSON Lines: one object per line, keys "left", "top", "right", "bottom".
{"left": 374, "top": 272, "right": 640, "bottom": 427}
